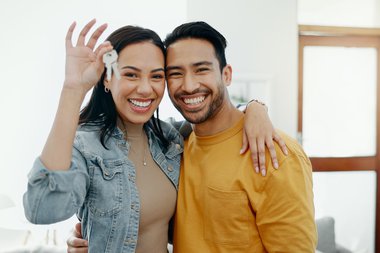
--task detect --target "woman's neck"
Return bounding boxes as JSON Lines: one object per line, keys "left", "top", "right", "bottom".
{"left": 118, "top": 118, "right": 144, "bottom": 138}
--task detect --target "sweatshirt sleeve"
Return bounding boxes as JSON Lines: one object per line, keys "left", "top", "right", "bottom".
{"left": 23, "top": 142, "right": 90, "bottom": 224}
{"left": 255, "top": 153, "right": 318, "bottom": 252}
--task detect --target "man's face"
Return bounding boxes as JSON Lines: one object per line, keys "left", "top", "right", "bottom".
{"left": 166, "top": 38, "right": 230, "bottom": 124}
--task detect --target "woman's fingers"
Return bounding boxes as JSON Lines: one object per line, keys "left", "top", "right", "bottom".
{"left": 265, "top": 136, "right": 279, "bottom": 169}
{"left": 86, "top": 23, "right": 108, "bottom": 49}
{"left": 240, "top": 128, "right": 249, "bottom": 155}
{"left": 256, "top": 138, "right": 266, "bottom": 176}
{"left": 76, "top": 19, "right": 96, "bottom": 46}
{"left": 273, "top": 132, "right": 288, "bottom": 156}
{"left": 65, "top": 21, "right": 76, "bottom": 49}
{"left": 94, "top": 41, "right": 113, "bottom": 61}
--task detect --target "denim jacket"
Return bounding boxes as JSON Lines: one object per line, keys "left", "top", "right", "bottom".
{"left": 23, "top": 120, "right": 183, "bottom": 253}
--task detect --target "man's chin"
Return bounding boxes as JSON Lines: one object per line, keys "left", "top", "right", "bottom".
{"left": 173, "top": 104, "right": 208, "bottom": 123}
{"left": 182, "top": 113, "right": 208, "bottom": 124}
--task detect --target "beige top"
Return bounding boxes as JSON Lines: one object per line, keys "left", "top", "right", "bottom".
{"left": 123, "top": 121, "right": 177, "bottom": 253}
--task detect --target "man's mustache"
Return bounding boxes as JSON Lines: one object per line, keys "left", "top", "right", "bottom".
{"left": 174, "top": 88, "right": 211, "bottom": 98}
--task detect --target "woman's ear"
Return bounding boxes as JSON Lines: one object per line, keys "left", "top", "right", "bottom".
{"left": 222, "top": 64, "right": 232, "bottom": 87}
{"left": 103, "top": 79, "right": 111, "bottom": 92}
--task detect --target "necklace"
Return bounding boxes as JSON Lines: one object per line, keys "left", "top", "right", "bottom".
{"left": 140, "top": 133, "right": 148, "bottom": 166}
{"left": 131, "top": 137, "right": 148, "bottom": 166}
{"left": 120, "top": 120, "right": 148, "bottom": 167}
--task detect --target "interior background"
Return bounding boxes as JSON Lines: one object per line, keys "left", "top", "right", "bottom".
{"left": 0, "top": 0, "right": 378, "bottom": 252}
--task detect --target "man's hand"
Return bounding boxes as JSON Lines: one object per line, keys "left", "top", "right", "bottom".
{"left": 67, "top": 223, "right": 88, "bottom": 253}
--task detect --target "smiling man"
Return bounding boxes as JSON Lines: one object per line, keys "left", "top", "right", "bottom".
{"left": 164, "top": 21, "right": 317, "bottom": 252}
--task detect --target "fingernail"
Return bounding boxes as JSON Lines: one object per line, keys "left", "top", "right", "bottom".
{"left": 261, "top": 169, "right": 266, "bottom": 176}
{"left": 285, "top": 149, "right": 289, "bottom": 155}
{"left": 84, "top": 241, "right": 88, "bottom": 246}
{"left": 255, "top": 167, "right": 259, "bottom": 173}
{"left": 274, "top": 162, "right": 279, "bottom": 169}
{"left": 240, "top": 149, "right": 244, "bottom": 154}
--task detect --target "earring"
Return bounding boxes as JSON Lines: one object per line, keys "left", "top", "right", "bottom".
{"left": 104, "top": 87, "right": 110, "bottom": 93}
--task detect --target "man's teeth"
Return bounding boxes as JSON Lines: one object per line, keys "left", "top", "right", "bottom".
{"left": 129, "top": 99, "right": 152, "bottom": 107}
{"left": 184, "top": 96, "right": 205, "bottom": 105}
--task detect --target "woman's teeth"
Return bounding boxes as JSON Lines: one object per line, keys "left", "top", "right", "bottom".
{"left": 129, "top": 99, "right": 152, "bottom": 108}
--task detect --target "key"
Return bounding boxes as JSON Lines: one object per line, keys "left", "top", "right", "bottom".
{"left": 103, "top": 50, "right": 116, "bottom": 81}
{"left": 112, "top": 61, "right": 121, "bottom": 80}
{"left": 103, "top": 50, "right": 120, "bottom": 81}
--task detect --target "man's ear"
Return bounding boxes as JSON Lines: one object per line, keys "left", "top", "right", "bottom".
{"left": 222, "top": 64, "right": 232, "bottom": 86}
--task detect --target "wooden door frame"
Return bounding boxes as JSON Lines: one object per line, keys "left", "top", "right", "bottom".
{"left": 298, "top": 25, "right": 380, "bottom": 251}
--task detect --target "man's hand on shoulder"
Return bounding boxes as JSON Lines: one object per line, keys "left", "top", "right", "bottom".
{"left": 67, "top": 222, "right": 88, "bottom": 253}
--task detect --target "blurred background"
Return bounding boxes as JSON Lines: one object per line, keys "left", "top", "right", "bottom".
{"left": 0, "top": 0, "right": 379, "bottom": 252}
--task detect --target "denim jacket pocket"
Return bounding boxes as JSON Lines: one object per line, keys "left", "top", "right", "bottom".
{"left": 88, "top": 156, "right": 124, "bottom": 216}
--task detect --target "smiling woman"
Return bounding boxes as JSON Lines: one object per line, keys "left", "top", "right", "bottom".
{"left": 105, "top": 42, "right": 166, "bottom": 125}
{"left": 0, "top": 1, "right": 187, "bottom": 249}
{"left": 22, "top": 20, "right": 183, "bottom": 253}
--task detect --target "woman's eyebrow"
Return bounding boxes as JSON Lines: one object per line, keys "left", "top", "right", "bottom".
{"left": 121, "top": 66, "right": 141, "bottom": 71}
{"left": 151, "top": 68, "right": 165, "bottom": 73}
{"left": 120, "top": 66, "right": 164, "bottom": 73}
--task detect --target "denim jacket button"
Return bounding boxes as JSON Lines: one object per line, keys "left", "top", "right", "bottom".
{"left": 175, "top": 143, "right": 181, "bottom": 150}
{"left": 168, "top": 165, "right": 173, "bottom": 172}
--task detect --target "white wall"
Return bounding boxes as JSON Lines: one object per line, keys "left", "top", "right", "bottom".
{"left": 298, "top": 0, "right": 380, "bottom": 27}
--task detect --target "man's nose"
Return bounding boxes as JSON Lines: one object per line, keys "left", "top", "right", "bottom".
{"left": 182, "top": 74, "right": 200, "bottom": 93}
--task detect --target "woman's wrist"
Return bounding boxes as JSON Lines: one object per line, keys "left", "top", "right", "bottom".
{"left": 237, "top": 99, "right": 268, "bottom": 113}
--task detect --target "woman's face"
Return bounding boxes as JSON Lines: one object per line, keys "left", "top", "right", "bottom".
{"left": 105, "top": 41, "right": 165, "bottom": 124}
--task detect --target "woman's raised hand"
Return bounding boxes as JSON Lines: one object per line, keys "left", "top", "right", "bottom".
{"left": 64, "top": 19, "right": 113, "bottom": 93}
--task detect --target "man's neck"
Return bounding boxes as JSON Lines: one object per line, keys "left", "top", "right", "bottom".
{"left": 193, "top": 100, "right": 244, "bottom": 137}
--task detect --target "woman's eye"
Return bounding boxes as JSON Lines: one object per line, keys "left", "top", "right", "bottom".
{"left": 152, "top": 74, "right": 164, "bottom": 80}
{"left": 124, "top": 73, "right": 137, "bottom": 78}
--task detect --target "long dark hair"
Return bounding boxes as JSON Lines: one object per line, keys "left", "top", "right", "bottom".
{"left": 79, "top": 25, "right": 168, "bottom": 149}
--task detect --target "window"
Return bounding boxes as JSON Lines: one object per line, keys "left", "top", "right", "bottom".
{"left": 299, "top": 26, "right": 380, "bottom": 252}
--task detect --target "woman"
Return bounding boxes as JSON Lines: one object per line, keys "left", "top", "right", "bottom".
{"left": 24, "top": 20, "right": 285, "bottom": 253}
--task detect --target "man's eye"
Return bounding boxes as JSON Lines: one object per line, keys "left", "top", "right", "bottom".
{"left": 196, "top": 68, "right": 209, "bottom": 73}
{"left": 168, "top": 72, "right": 182, "bottom": 77}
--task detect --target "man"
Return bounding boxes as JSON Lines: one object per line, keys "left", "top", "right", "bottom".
{"left": 68, "top": 21, "right": 316, "bottom": 252}
{"left": 164, "top": 21, "right": 317, "bottom": 252}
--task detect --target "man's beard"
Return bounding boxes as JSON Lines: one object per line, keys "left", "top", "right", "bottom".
{"left": 170, "top": 84, "right": 225, "bottom": 124}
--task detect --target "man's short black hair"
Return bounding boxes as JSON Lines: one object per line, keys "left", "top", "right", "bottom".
{"left": 164, "top": 21, "right": 227, "bottom": 72}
